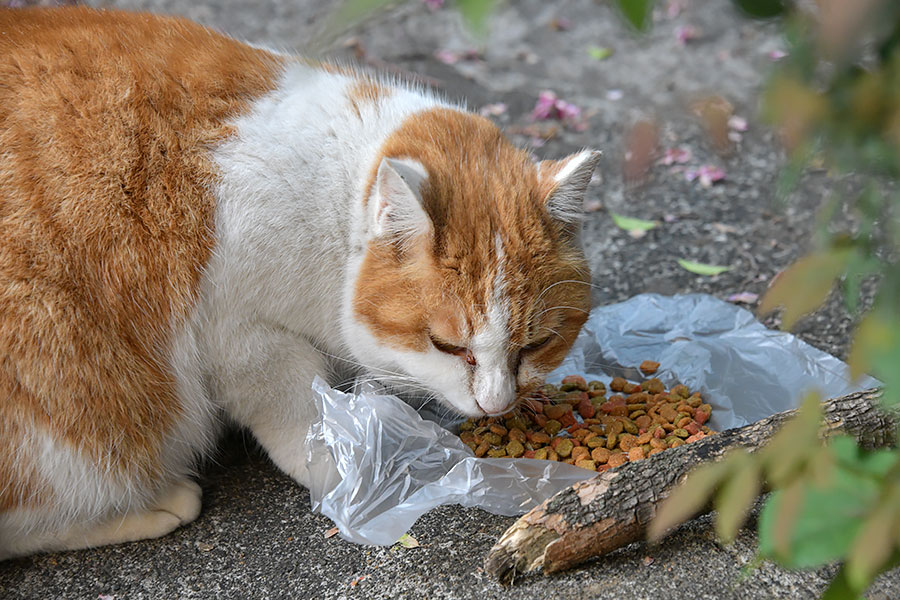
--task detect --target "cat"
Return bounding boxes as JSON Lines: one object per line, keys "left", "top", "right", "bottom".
{"left": 0, "top": 6, "right": 600, "bottom": 560}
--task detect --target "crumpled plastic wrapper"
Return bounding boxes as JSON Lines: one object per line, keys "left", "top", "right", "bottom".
{"left": 305, "top": 294, "right": 877, "bottom": 546}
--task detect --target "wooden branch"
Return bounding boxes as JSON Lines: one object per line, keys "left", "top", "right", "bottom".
{"left": 484, "top": 388, "right": 896, "bottom": 585}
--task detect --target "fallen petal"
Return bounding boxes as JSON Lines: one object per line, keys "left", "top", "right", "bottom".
{"left": 694, "top": 164, "right": 726, "bottom": 187}
{"left": 727, "top": 292, "right": 760, "bottom": 304}
{"left": 659, "top": 147, "right": 692, "bottom": 165}
{"left": 531, "top": 90, "right": 558, "bottom": 120}
{"left": 479, "top": 102, "right": 508, "bottom": 117}
{"left": 555, "top": 99, "right": 582, "bottom": 120}
{"left": 728, "top": 115, "right": 748, "bottom": 131}
{"left": 676, "top": 25, "right": 699, "bottom": 45}
{"left": 434, "top": 49, "right": 459, "bottom": 64}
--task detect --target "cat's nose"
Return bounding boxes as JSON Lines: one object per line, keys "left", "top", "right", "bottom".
{"left": 474, "top": 369, "right": 516, "bottom": 415}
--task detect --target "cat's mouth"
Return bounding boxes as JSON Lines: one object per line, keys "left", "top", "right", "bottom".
{"left": 477, "top": 405, "right": 514, "bottom": 418}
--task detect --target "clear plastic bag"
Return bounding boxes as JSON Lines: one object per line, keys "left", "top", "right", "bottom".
{"left": 305, "top": 294, "right": 877, "bottom": 545}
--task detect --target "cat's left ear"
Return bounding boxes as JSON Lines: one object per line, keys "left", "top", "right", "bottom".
{"left": 368, "top": 157, "right": 432, "bottom": 246}
{"left": 539, "top": 150, "right": 602, "bottom": 224}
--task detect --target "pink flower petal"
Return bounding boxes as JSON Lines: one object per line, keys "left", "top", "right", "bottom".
{"left": 728, "top": 115, "right": 748, "bottom": 131}
{"left": 686, "top": 165, "right": 725, "bottom": 187}
{"left": 555, "top": 100, "right": 581, "bottom": 120}
{"left": 660, "top": 147, "right": 692, "bottom": 165}
{"left": 434, "top": 49, "right": 459, "bottom": 64}
{"left": 434, "top": 48, "right": 479, "bottom": 65}
{"left": 423, "top": 0, "right": 444, "bottom": 9}
{"left": 727, "top": 292, "right": 759, "bottom": 304}
{"left": 530, "top": 90, "right": 557, "bottom": 120}
{"left": 676, "top": 25, "right": 699, "bottom": 45}
{"left": 530, "top": 92, "right": 585, "bottom": 130}
{"left": 479, "top": 102, "right": 508, "bottom": 117}
{"left": 768, "top": 49, "right": 788, "bottom": 61}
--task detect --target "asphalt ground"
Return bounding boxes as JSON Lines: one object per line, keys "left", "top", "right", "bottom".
{"left": 1, "top": 0, "right": 898, "bottom": 598}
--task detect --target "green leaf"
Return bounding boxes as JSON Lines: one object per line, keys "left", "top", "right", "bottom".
{"left": 677, "top": 259, "right": 732, "bottom": 276}
{"left": 731, "top": 0, "right": 789, "bottom": 19}
{"left": 841, "top": 250, "right": 880, "bottom": 315}
{"left": 714, "top": 452, "right": 762, "bottom": 544}
{"left": 456, "top": 0, "right": 497, "bottom": 36}
{"left": 610, "top": 212, "right": 657, "bottom": 232}
{"left": 334, "top": 0, "right": 396, "bottom": 25}
{"left": 758, "top": 249, "right": 851, "bottom": 330}
{"left": 759, "top": 458, "right": 883, "bottom": 569}
{"left": 820, "top": 565, "right": 865, "bottom": 600}
{"left": 761, "top": 392, "right": 822, "bottom": 486}
{"left": 846, "top": 488, "right": 900, "bottom": 590}
{"left": 588, "top": 46, "right": 614, "bottom": 60}
{"left": 830, "top": 436, "right": 899, "bottom": 478}
{"left": 759, "top": 480, "right": 805, "bottom": 562}
{"left": 396, "top": 533, "right": 420, "bottom": 548}
{"left": 615, "top": 0, "right": 654, "bottom": 31}
{"left": 648, "top": 460, "right": 732, "bottom": 541}
{"left": 849, "top": 307, "right": 900, "bottom": 396}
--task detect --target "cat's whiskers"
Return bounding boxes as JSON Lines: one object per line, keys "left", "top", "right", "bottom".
{"left": 534, "top": 279, "right": 597, "bottom": 304}
{"left": 532, "top": 304, "right": 591, "bottom": 320}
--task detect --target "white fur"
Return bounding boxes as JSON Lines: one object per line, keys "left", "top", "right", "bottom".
{"left": 198, "top": 63, "right": 462, "bottom": 484}
{"left": 470, "top": 234, "right": 516, "bottom": 415}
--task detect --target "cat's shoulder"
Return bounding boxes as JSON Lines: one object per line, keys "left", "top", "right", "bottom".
{"left": 0, "top": 7, "right": 285, "bottom": 112}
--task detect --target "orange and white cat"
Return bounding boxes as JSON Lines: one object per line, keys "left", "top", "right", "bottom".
{"left": 0, "top": 7, "right": 599, "bottom": 559}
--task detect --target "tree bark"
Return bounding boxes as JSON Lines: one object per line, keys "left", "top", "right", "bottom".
{"left": 484, "top": 388, "right": 896, "bottom": 585}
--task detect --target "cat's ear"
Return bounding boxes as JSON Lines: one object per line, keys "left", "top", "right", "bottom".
{"left": 368, "top": 157, "right": 432, "bottom": 245}
{"left": 539, "top": 150, "right": 602, "bottom": 224}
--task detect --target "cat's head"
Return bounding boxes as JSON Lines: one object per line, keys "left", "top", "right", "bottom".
{"left": 347, "top": 108, "right": 600, "bottom": 417}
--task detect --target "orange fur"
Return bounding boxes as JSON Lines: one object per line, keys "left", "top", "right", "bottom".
{"left": 353, "top": 108, "right": 590, "bottom": 377}
{"left": 0, "top": 7, "right": 283, "bottom": 511}
{"left": 347, "top": 80, "right": 392, "bottom": 118}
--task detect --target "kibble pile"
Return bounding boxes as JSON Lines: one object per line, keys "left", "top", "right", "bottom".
{"left": 458, "top": 362, "right": 716, "bottom": 473}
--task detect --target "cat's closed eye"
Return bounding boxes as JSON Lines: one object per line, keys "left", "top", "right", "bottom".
{"left": 429, "top": 334, "right": 476, "bottom": 365}
{"left": 522, "top": 336, "right": 552, "bottom": 351}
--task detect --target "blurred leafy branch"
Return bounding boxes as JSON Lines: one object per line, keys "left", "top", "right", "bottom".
{"left": 632, "top": 2, "right": 900, "bottom": 598}
{"left": 335, "top": 0, "right": 900, "bottom": 597}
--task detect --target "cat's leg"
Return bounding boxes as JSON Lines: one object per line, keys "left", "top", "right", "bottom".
{"left": 214, "top": 323, "right": 326, "bottom": 488}
{"left": 0, "top": 479, "right": 201, "bottom": 560}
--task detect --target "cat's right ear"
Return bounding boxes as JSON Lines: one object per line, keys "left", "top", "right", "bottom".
{"left": 539, "top": 149, "right": 602, "bottom": 224}
{"left": 368, "top": 157, "right": 432, "bottom": 247}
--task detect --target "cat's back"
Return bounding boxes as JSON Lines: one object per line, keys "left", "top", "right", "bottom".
{"left": 0, "top": 7, "right": 285, "bottom": 513}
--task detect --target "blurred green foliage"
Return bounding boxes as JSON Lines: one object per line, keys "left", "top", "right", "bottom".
{"left": 663, "top": 1, "right": 900, "bottom": 598}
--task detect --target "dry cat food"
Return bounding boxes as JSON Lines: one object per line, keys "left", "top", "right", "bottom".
{"left": 458, "top": 372, "right": 716, "bottom": 473}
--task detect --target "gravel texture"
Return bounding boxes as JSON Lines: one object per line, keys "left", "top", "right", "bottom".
{"left": 1, "top": 0, "right": 897, "bottom": 598}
